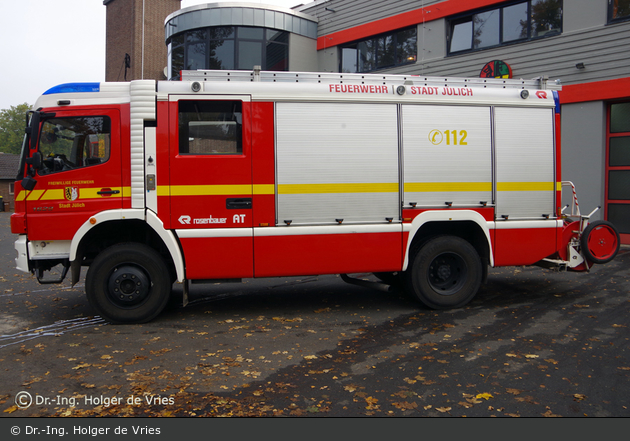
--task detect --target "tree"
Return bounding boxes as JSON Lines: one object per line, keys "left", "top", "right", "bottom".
{"left": 0, "top": 103, "right": 31, "bottom": 154}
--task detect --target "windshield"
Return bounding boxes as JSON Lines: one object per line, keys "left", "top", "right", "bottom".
{"left": 38, "top": 116, "right": 111, "bottom": 175}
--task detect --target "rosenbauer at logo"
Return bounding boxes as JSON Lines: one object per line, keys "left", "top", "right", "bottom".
{"left": 178, "top": 215, "right": 227, "bottom": 225}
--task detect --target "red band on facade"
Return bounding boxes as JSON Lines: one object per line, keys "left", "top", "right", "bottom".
{"left": 316, "top": 0, "right": 507, "bottom": 50}
{"left": 559, "top": 78, "right": 630, "bottom": 104}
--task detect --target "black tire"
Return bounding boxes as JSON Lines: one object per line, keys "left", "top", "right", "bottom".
{"left": 86, "top": 243, "right": 172, "bottom": 324}
{"left": 581, "top": 220, "right": 620, "bottom": 264}
{"left": 405, "top": 236, "right": 483, "bottom": 309}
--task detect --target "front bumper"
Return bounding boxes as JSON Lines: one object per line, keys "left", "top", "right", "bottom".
{"left": 14, "top": 235, "right": 30, "bottom": 273}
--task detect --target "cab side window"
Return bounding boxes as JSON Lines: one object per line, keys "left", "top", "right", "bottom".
{"left": 178, "top": 101, "right": 243, "bottom": 155}
{"left": 38, "top": 116, "right": 111, "bottom": 175}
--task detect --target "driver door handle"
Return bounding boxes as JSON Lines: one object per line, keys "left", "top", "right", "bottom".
{"left": 226, "top": 198, "right": 252, "bottom": 209}
{"left": 97, "top": 188, "right": 120, "bottom": 195}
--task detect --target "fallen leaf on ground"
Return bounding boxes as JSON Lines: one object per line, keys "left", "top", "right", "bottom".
{"left": 72, "top": 363, "right": 91, "bottom": 370}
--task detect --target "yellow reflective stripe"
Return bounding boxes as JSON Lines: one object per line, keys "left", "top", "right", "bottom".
{"left": 405, "top": 182, "right": 492, "bottom": 192}
{"left": 26, "top": 190, "right": 45, "bottom": 201}
{"left": 497, "top": 182, "right": 555, "bottom": 192}
{"left": 156, "top": 184, "right": 274, "bottom": 197}
{"left": 168, "top": 185, "right": 252, "bottom": 196}
{"left": 21, "top": 187, "right": 129, "bottom": 202}
{"left": 556, "top": 182, "right": 562, "bottom": 191}
{"left": 253, "top": 184, "right": 275, "bottom": 195}
{"left": 76, "top": 187, "right": 124, "bottom": 198}
{"left": 39, "top": 189, "right": 65, "bottom": 200}
{"left": 278, "top": 183, "right": 398, "bottom": 194}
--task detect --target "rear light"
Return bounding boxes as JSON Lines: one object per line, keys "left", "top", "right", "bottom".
{"left": 10, "top": 212, "right": 27, "bottom": 234}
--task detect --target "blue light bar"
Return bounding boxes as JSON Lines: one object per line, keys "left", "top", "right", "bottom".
{"left": 43, "top": 83, "right": 101, "bottom": 95}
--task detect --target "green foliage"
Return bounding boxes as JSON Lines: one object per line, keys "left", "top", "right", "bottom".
{"left": 0, "top": 103, "right": 31, "bottom": 154}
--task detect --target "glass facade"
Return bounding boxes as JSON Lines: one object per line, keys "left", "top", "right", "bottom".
{"left": 169, "top": 26, "right": 289, "bottom": 80}
{"left": 165, "top": 4, "right": 317, "bottom": 80}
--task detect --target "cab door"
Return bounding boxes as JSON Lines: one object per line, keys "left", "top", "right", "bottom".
{"left": 25, "top": 108, "right": 123, "bottom": 241}
{"left": 168, "top": 96, "right": 253, "bottom": 279}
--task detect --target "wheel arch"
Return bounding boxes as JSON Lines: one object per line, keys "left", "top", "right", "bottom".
{"left": 69, "top": 210, "right": 185, "bottom": 284}
{"left": 402, "top": 210, "right": 494, "bottom": 271}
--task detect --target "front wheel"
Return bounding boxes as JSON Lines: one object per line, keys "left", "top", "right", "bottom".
{"left": 405, "top": 236, "right": 483, "bottom": 309}
{"left": 86, "top": 243, "right": 172, "bottom": 324}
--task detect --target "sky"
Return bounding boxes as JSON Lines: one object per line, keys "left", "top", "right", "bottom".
{"left": 0, "top": 0, "right": 309, "bottom": 110}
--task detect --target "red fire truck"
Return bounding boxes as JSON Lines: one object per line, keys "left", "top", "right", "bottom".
{"left": 12, "top": 69, "right": 620, "bottom": 323}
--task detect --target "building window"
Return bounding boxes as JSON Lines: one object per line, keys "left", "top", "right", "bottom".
{"left": 169, "top": 27, "right": 289, "bottom": 80}
{"left": 340, "top": 27, "right": 417, "bottom": 73}
{"left": 448, "top": 0, "right": 562, "bottom": 55}
{"left": 606, "top": 102, "right": 630, "bottom": 242}
{"left": 609, "top": 0, "right": 630, "bottom": 22}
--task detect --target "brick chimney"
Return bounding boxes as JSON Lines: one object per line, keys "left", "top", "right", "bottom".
{"left": 104, "top": 0, "right": 181, "bottom": 82}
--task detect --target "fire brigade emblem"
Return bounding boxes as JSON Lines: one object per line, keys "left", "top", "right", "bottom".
{"left": 64, "top": 187, "right": 79, "bottom": 201}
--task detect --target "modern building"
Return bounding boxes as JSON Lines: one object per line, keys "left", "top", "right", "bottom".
{"left": 104, "top": 0, "right": 182, "bottom": 81}
{"left": 104, "top": 0, "right": 630, "bottom": 244}
{"left": 164, "top": 2, "right": 318, "bottom": 79}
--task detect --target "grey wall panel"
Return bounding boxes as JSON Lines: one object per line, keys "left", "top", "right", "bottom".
{"left": 301, "top": 0, "right": 438, "bottom": 36}
{"left": 563, "top": 0, "right": 608, "bottom": 32}
{"left": 289, "top": 34, "right": 319, "bottom": 71}
{"left": 560, "top": 101, "right": 607, "bottom": 221}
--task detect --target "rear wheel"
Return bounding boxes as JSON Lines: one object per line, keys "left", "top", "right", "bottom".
{"left": 405, "top": 236, "right": 483, "bottom": 309}
{"left": 86, "top": 243, "right": 171, "bottom": 324}
{"left": 581, "top": 220, "right": 620, "bottom": 264}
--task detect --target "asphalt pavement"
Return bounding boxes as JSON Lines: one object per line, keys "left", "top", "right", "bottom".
{"left": 0, "top": 211, "right": 628, "bottom": 418}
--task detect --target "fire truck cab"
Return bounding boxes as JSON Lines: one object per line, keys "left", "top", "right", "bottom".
{"left": 12, "top": 69, "right": 620, "bottom": 323}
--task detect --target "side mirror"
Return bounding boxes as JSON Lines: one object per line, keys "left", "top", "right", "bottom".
{"left": 21, "top": 176, "right": 37, "bottom": 191}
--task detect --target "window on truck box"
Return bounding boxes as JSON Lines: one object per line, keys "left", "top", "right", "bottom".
{"left": 178, "top": 101, "right": 242, "bottom": 155}
{"left": 38, "top": 116, "right": 111, "bottom": 175}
